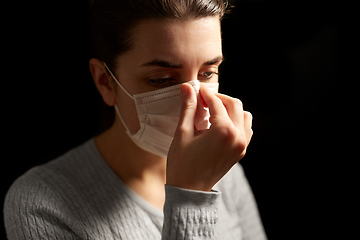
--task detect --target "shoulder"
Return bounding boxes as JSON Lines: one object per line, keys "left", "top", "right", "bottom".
{"left": 4, "top": 166, "right": 77, "bottom": 239}
{"left": 4, "top": 139, "right": 131, "bottom": 238}
{"left": 4, "top": 139, "right": 97, "bottom": 203}
{"left": 4, "top": 156, "right": 74, "bottom": 212}
{"left": 4, "top": 166, "right": 62, "bottom": 212}
{"left": 4, "top": 139, "right": 120, "bottom": 213}
{"left": 4, "top": 140, "right": 93, "bottom": 226}
{"left": 3, "top": 140, "right": 92, "bottom": 221}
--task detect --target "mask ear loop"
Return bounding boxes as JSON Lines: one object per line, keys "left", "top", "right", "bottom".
{"left": 114, "top": 105, "right": 132, "bottom": 135}
{"left": 103, "top": 62, "right": 134, "bottom": 135}
{"left": 103, "top": 62, "right": 134, "bottom": 100}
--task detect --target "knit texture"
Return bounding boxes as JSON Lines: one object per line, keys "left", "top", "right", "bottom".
{"left": 4, "top": 139, "right": 266, "bottom": 240}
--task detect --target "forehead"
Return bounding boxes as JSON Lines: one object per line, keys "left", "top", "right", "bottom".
{"left": 123, "top": 17, "right": 222, "bottom": 66}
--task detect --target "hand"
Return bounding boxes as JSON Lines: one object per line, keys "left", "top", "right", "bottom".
{"left": 166, "top": 82, "right": 253, "bottom": 191}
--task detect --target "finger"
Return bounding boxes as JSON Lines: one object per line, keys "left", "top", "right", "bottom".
{"left": 244, "top": 111, "right": 253, "bottom": 129}
{"left": 177, "top": 83, "right": 197, "bottom": 136}
{"left": 214, "top": 93, "right": 244, "bottom": 129}
{"left": 200, "top": 83, "right": 228, "bottom": 124}
{"left": 244, "top": 111, "right": 253, "bottom": 143}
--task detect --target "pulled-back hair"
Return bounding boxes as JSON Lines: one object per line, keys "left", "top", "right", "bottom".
{"left": 90, "top": 0, "right": 229, "bottom": 71}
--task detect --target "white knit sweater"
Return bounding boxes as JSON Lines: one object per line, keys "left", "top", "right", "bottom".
{"left": 4, "top": 139, "right": 266, "bottom": 240}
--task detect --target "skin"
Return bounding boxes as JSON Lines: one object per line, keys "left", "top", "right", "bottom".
{"left": 89, "top": 17, "right": 253, "bottom": 210}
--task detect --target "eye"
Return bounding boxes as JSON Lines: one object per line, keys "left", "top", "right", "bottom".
{"left": 199, "top": 71, "right": 219, "bottom": 80}
{"left": 148, "top": 78, "right": 177, "bottom": 88}
{"left": 146, "top": 71, "right": 178, "bottom": 88}
{"left": 204, "top": 72, "right": 216, "bottom": 78}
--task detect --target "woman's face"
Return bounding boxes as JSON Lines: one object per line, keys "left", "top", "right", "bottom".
{"left": 113, "top": 17, "right": 223, "bottom": 134}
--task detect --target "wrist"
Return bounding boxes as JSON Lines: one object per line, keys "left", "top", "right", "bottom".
{"left": 164, "top": 184, "right": 221, "bottom": 208}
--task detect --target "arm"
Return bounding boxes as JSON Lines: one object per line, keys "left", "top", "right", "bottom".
{"left": 163, "top": 83, "right": 253, "bottom": 239}
{"left": 162, "top": 185, "right": 220, "bottom": 239}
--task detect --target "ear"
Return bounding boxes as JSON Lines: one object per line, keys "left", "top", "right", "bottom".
{"left": 89, "top": 58, "right": 116, "bottom": 106}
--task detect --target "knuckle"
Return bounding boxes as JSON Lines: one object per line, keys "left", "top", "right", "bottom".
{"left": 175, "top": 124, "right": 186, "bottom": 134}
{"left": 244, "top": 111, "right": 252, "bottom": 120}
{"left": 182, "top": 98, "right": 196, "bottom": 110}
{"left": 215, "top": 124, "right": 236, "bottom": 141}
{"left": 212, "top": 121, "right": 250, "bottom": 156}
{"left": 233, "top": 139, "right": 247, "bottom": 155}
{"left": 212, "top": 123, "right": 249, "bottom": 159}
{"left": 213, "top": 123, "right": 240, "bottom": 147}
{"left": 232, "top": 98, "right": 243, "bottom": 108}
{"left": 175, "top": 124, "right": 191, "bottom": 137}
{"left": 238, "top": 148, "right": 247, "bottom": 160}
{"left": 250, "top": 129, "right": 254, "bottom": 138}
{"left": 205, "top": 96, "right": 217, "bottom": 108}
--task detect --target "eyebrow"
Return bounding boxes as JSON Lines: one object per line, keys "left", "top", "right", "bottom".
{"left": 141, "top": 59, "right": 182, "bottom": 68}
{"left": 203, "top": 56, "right": 224, "bottom": 66}
{"left": 141, "top": 55, "right": 224, "bottom": 69}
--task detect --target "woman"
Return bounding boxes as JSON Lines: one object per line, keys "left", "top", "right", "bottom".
{"left": 4, "top": 0, "right": 267, "bottom": 239}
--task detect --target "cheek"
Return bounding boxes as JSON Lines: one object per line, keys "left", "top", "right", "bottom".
{"left": 115, "top": 90, "right": 141, "bottom": 134}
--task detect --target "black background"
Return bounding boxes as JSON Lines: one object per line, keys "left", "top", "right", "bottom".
{"left": 2, "top": 0, "right": 343, "bottom": 239}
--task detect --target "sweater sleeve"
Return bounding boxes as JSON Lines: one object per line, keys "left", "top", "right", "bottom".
{"left": 4, "top": 173, "right": 81, "bottom": 240}
{"left": 162, "top": 185, "right": 221, "bottom": 240}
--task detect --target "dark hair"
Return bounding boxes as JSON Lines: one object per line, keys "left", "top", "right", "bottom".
{"left": 90, "top": 0, "right": 229, "bottom": 72}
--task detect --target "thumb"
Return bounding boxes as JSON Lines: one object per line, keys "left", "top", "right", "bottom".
{"left": 177, "top": 83, "right": 197, "bottom": 136}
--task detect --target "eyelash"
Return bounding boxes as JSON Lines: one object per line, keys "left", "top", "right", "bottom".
{"left": 148, "top": 78, "right": 176, "bottom": 87}
{"left": 200, "top": 71, "right": 219, "bottom": 79}
{"left": 148, "top": 71, "right": 219, "bottom": 87}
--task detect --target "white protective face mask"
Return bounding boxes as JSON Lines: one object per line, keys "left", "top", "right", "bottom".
{"left": 104, "top": 62, "right": 219, "bottom": 158}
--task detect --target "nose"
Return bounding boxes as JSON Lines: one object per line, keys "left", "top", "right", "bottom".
{"left": 178, "top": 68, "right": 200, "bottom": 84}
